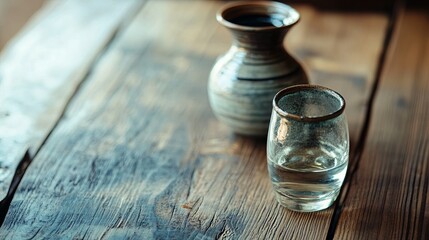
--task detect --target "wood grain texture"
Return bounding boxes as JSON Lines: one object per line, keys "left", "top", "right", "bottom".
{"left": 334, "top": 10, "right": 429, "bottom": 239}
{"left": 0, "top": 1, "right": 387, "bottom": 239}
{"left": 0, "top": 0, "right": 144, "bottom": 200}
{"left": 288, "top": 6, "right": 388, "bottom": 156}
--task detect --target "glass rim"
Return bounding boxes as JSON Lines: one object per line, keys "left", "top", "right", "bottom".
{"left": 273, "top": 84, "right": 346, "bottom": 122}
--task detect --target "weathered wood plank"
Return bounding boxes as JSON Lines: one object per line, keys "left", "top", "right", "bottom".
{"left": 0, "top": 0, "right": 144, "bottom": 200}
{"left": 334, "top": 10, "right": 429, "bottom": 239}
{"left": 288, "top": 6, "right": 388, "bottom": 156}
{"left": 0, "top": 1, "right": 387, "bottom": 239}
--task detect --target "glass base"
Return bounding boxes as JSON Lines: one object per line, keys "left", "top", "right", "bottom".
{"left": 274, "top": 191, "right": 339, "bottom": 212}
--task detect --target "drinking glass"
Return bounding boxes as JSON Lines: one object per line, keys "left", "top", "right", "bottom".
{"left": 267, "top": 85, "right": 349, "bottom": 212}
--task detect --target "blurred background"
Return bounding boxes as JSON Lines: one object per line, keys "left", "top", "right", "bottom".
{"left": 0, "top": 0, "right": 427, "bottom": 53}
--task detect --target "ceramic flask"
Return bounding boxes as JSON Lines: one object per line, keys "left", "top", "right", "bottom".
{"left": 208, "top": 1, "right": 308, "bottom": 136}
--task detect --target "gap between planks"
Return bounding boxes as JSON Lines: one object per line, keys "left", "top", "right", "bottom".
{"left": 0, "top": 0, "right": 148, "bottom": 227}
{"left": 325, "top": 0, "right": 404, "bottom": 238}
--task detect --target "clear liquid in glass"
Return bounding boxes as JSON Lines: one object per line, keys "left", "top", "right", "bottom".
{"left": 267, "top": 143, "right": 348, "bottom": 212}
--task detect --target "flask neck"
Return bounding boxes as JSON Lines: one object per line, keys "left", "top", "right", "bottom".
{"left": 229, "top": 28, "right": 290, "bottom": 51}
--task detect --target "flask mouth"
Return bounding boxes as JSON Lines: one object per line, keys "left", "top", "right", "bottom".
{"left": 217, "top": 1, "right": 300, "bottom": 31}
{"left": 273, "top": 84, "right": 346, "bottom": 122}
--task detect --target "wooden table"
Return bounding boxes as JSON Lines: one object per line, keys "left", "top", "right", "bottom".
{"left": 0, "top": 1, "right": 427, "bottom": 239}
